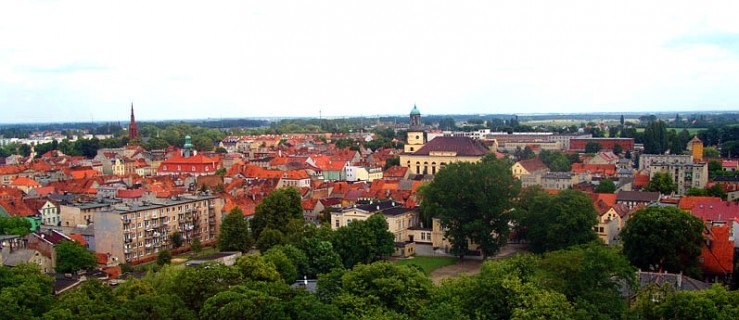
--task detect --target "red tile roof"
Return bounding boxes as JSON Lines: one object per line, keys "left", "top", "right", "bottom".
{"left": 678, "top": 196, "right": 722, "bottom": 211}
{"left": 412, "top": 136, "right": 488, "bottom": 156}
{"left": 518, "top": 159, "right": 549, "bottom": 172}
{"left": 691, "top": 200, "right": 739, "bottom": 222}
{"left": 11, "top": 176, "right": 41, "bottom": 187}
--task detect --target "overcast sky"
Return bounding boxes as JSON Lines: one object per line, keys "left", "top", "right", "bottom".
{"left": 2, "top": 1, "right": 739, "bottom": 123}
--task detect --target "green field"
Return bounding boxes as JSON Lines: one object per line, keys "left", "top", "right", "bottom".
{"left": 395, "top": 256, "right": 457, "bottom": 274}
{"left": 635, "top": 128, "right": 706, "bottom": 135}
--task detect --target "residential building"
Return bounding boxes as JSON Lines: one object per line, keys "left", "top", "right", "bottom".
{"left": 345, "top": 166, "right": 383, "bottom": 182}
{"left": 94, "top": 195, "right": 224, "bottom": 265}
{"left": 648, "top": 162, "right": 707, "bottom": 195}
{"left": 511, "top": 159, "right": 549, "bottom": 179}
{"left": 615, "top": 190, "right": 661, "bottom": 209}
{"left": 540, "top": 172, "right": 589, "bottom": 190}
{"left": 330, "top": 200, "right": 419, "bottom": 242}
{"left": 59, "top": 202, "right": 111, "bottom": 227}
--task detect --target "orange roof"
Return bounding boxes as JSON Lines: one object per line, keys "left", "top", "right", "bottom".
{"left": 678, "top": 196, "right": 722, "bottom": 211}
{"left": 0, "top": 165, "right": 27, "bottom": 175}
{"left": 11, "top": 176, "right": 41, "bottom": 187}
{"left": 301, "top": 199, "right": 318, "bottom": 211}
{"left": 586, "top": 192, "right": 617, "bottom": 208}
{"left": 571, "top": 163, "right": 617, "bottom": 176}
{"left": 70, "top": 169, "right": 102, "bottom": 180}
{"left": 161, "top": 154, "right": 220, "bottom": 165}
{"left": 383, "top": 166, "right": 408, "bottom": 178}
{"left": 634, "top": 173, "right": 650, "bottom": 188}
{"left": 69, "top": 234, "right": 88, "bottom": 246}
{"left": 282, "top": 170, "right": 310, "bottom": 180}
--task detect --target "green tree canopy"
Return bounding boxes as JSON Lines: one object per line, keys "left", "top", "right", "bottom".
{"left": 0, "top": 264, "right": 55, "bottom": 319}
{"left": 218, "top": 207, "right": 252, "bottom": 252}
{"left": 0, "top": 217, "right": 33, "bottom": 236}
{"left": 515, "top": 188, "right": 599, "bottom": 253}
{"left": 585, "top": 141, "right": 603, "bottom": 153}
{"left": 644, "top": 172, "right": 677, "bottom": 194}
{"left": 421, "top": 159, "right": 519, "bottom": 258}
{"left": 320, "top": 262, "right": 433, "bottom": 318}
{"left": 595, "top": 179, "right": 617, "bottom": 193}
{"left": 330, "top": 214, "right": 395, "bottom": 268}
{"left": 644, "top": 120, "right": 668, "bottom": 154}
{"left": 156, "top": 249, "right": 172, "bottom": 266}
{"left": 251, "top": 187, "right": 303, "bottom": 240}
{"left": 538, "top": 150, "right": 572, "bottom": 172}
{"left": 55, "top": 240, "right": 97, "bottom": 273}
{"left": 621, "top": 206, "right": 705, "bottom": 277}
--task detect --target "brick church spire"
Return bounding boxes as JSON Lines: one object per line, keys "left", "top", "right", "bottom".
{"left": 129, "top": 103, "right": 138, "bottom": 141}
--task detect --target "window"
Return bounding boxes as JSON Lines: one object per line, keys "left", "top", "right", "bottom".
{"left": 421, "top": 233, "right": 425, "bottom": 240}
{"left": 335, "top": 220, "right": 340, "bottom": 228}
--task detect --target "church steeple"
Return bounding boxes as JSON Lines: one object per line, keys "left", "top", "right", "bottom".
{"left": 128, "top": 103, "right": 138, "bottom": 141}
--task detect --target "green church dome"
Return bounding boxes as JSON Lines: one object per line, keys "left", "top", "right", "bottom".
{"left": 410, "top": 105, "right": 421, "bottom": 115}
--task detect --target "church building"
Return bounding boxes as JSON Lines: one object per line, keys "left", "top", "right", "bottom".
{"left": 399, "top": 106, "right": 489, "bottom": 176}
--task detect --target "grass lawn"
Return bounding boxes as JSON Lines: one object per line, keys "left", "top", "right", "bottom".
{"left": 395, "top": 256, "right": 458, "bottom": 274}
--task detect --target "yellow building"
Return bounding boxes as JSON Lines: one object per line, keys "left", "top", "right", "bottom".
{"left": 687, "top": 136, "right": 704, "bottom": 162}
{"left": 400, "top": 136, "right": 489, "bottom": 175}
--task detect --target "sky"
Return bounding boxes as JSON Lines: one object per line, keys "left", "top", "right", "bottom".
{"left": 2, "top": 0, "right": 739, "bottom": 123}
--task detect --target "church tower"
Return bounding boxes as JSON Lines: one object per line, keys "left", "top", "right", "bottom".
{"left": 405, "top": 105, "right": 426, "bottom": 153}
{"left": 128, "top": 103, "right": 139, "bottom": 141}
{"left": 410, "top": 104, "right": 421, "bottom": 128}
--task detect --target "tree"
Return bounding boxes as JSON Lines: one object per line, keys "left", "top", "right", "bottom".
{"left": 235, "top": 254, "right": 282, "bottom": 283}
{"left": 55, "top": 240, "right": 97, "bottom": 273}
{"left": 266, "top": 244, "right": 308, "bottom": 280}
{"left": 537, "top": 244, "right": 636, "bottom": 318}
{"left": 0, "top": 217, "right": 32, "bottom": 236}
{"left": 516, "top": 189, "right": 599, "bottom": 253}
{"left": 218, "top": 207, "right": 252, "bottom": 252}
{"left": 0, "top": 264, "right": 55, "bottom": 319}
{"left": 538, "top": 150, "right": 572, "bottom": 172}
{"left": 302, "top": 237, "right": 343, "bottom": 278}
{"left": 644, "top": 172, "right": 677, "bottom": 194}
{"left": 612, "top": 142, "right": 623, "bottom": 155}
{"left": 251, "top": 187, "right": 302, "bottom": 240}
{"left": 687, "top": 185, "right": 727, "bottom": 200}
{"left": 330, "top": 214, "right": 395, "bottom": 268}
{"left": 438, "top": 117, "right": 456, "bottom": 131}
{"left": 383, "top": 157, "right": 400, "bottom": 170}
{"left": 157, "top": 250, "right": 172, "bottom": 266}
{"left": 621, "top": 206, "right": 704, "bottom": 277}
{"left": 169, "top": 232, "right": 184, "bottom": 249}
{"left": 585, "top": 141, "right": 602, "bottom": 153}
{"left": 595, "top": 179, "right": 616, "bottom": 193}
{"left": 703, "top": 147, "right": 720, "bottom": 158}
{"left": 255, "top": 228, "right": 286, "bottom": 253}
{"left": 420, "top": 159, "right": 519, "bottom": 258}
{"left": 620, "top": 115, "right": 625, "bottom": 126}
{"left": 146, "top": 263, "right": 241, "bottom": 314}
{"left": 190, "top": 237, "right": 202, "bottom": 254}
{"left": 263, "top": 249, "right": 297, "bottom": 284}
{"left": 644, "top": 120, "right": 668, "bottom": 154}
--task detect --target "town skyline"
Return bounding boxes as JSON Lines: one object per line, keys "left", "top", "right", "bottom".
{"left": 3, "top": 1, "right": 739, "bottom": 123}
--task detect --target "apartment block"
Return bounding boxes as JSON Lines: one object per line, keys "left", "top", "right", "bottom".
{"left": 94, "top": 195, "right": 223, "bottom": 265}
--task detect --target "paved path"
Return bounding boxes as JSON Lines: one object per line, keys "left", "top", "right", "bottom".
{"left": 429, "top": 244, "right": 528, "bottom": 284}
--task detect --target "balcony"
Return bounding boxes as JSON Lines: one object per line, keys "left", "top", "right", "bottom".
{"left": 145, "top": 244, "right": 152, "bottom": 248}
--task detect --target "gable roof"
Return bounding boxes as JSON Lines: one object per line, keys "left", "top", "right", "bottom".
{"left": 517, "top": 159, "right": 549, "bottom": 172}
{"left": 412, "top": 136, "right": 488, "bottom": 157}
{"left": 616, "top": 190, "right": 661, "bottom": 202}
